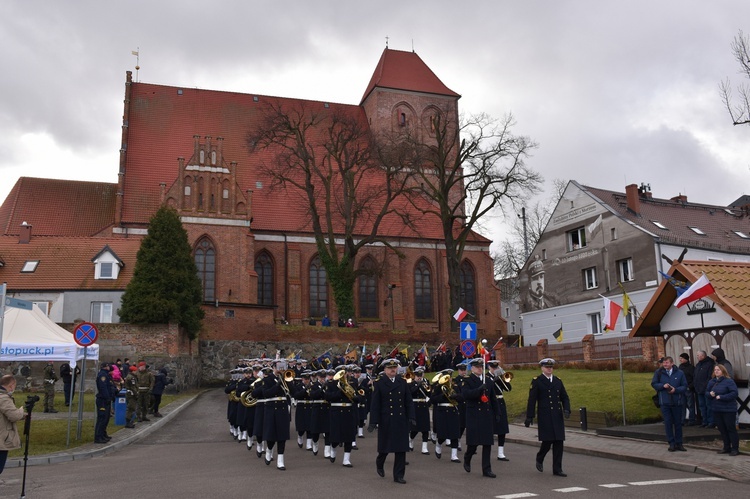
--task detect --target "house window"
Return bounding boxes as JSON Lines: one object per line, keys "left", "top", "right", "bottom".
{"left": 194, "top": 238, "right": 216, "bottom": 302}
{"left": 689, "top": 226, "right": 706, "bottom": 235}
{"left": 588, "top": 312, "right": 602, "bottom": 335}
{"left": 734, "top": 231, "right": 749, "bottom": 239}
{"left": 651, "top": 221, "right": 668, "bottom": 230}
{"left": 542, "top": 249, "right": 547, "bottom": 260}
{"left": 21, "top": 261, "right": 39, "bottom": 272}
{"left": 611, "top": 228, "right": 617, "bottom": 241}
{"left": 99, "top": 262, "right": 113, "bottom": 279}
{"left": 459, "top": 260, "right": 476, "bottom": 319}
{"left": 255, "top": 252, "right": 273, "bottom": 306}
{"left": 357, "top": 257, "right": 378, "bottom": 319}
{"left": 309, "top": 256, "right": 328, "bottom": 318}
{"left": 567, "top": 227, "right": 587, "bottom": 251}
{"left": 583, "top": 267, "right": 598, "bottom": 290}
{"left": 625, "top": 307, "right": 636, "bottom": 330}
{"left": 504, "top": 307, "right": 509, "bottom": 318}
{"left": 617, "top": 258, "right": 634, "bottom": 282}
{"left": 33, "top": 301, "right": 49, "bottom": 315}
{"left": 91, "top": 302, "right": 113, "bottom": 323}
{"left": 414, "top": 258, "right": 433, "bottom": 320}
{"left": 399, "top": 112, "right": 406, "bottom": 126}
{"left": 510, "top": 321, "right": 516, "bottom": 333}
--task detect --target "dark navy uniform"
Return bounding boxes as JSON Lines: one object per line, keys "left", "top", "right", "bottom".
{"left": 525, "top": 358, "right": 571, "bottom": 476}
{"left": 292, "top": 375, "right": 313, "bottom": 449}
{"left": 461, "top": 362, "right": 500, "bottom": 477}
{"left": 488, "top": 362, "right": 512, "bottom": 461}
{"left": 409, "top": 375, "right": 432, "bottom": 453}
{"left": 94, "top": 364, "right": 117, "bottom": 443}
{"left": 308, "top": 374, "right": 330, "bottom": 455}
{"left": 369, "top": 359, "right": 415, "bottom": 484}
{"left": 429, "top": 372, "right": 463, "bottom": 461}
{"left": 224, "top": 376, "right": 239, "bottom": 435}
{"left": 324, "top": 374, "right": 360, "bottom": 465}
{"left": 261, "top": 368, "right": 291, "bottom": 469}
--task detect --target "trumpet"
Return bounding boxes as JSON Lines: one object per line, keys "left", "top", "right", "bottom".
{"left": 495, "top": 370, "right": 513, "bottom": 391}
{"left": 404, "top": 368, "right": 414, "bottom": 384}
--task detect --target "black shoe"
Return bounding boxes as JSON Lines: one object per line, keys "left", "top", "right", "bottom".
{"left": 435, "top": 450, "right": 441, "bottom": 459}
{"left": 667, "top": 446, "right": 676, "bottom": 452}
{"left": 330, "top": 455, "right": 336, "bottom": 463}
{"left": 729, "top": 450, "right": 739, "bottom": 456}
{"left": 451, "top": 458, "right": 461, "bottom": 463}
{"left": 313, "top": 450, "right": 318, "bottom": 456}
{"left": 256, "top": 450, "right": 262, "bottom": 458}
{"left": 154, "top": 412, "right": 163, "bottom": 418}
{"left": 277, "top": 466, "right": 286, "bottom": 471}
{"left": 141, "top": 417, "right": 150, "bottom": 422}
{"left": 536, "top": 461, "right": 543, "bottom": 472}
{"left": 554, "top": 472, "right": 568, "bottom": 477}
{"left": 124, "top": 423, "right": 135, "bottom": 429}
{"left": 463, "top": 459, "right": 471, "bottom": 473}
{"left": 94, "top": 439, "right": 108, "bottom": 444}
{"left": 48, "top": 409, "right": 58, "bottom": 413}
{"left": 497, "top": 457, "right": 510, "bottom": 461}
{"left": 343, "top": 463, "right": 353, "bottom": 468}
{"left": 377, "top": 468, "right": 385, "bottom": 478}
{"left": 717, "top": 449, "right": 730, "bottom": 454}
{"left": 676, "top": 445, "right": 687, "bottom": 451}
{"left": 394, "top": 477, "right": 406, "bottom": 484}
{"left": 265, "top": 457, "right": 271, "bottom": 466}
{"left": 483, "top": 471, "right": 497, "bottom": 478}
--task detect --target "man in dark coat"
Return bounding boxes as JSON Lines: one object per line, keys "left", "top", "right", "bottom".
{"left": 462, "top": 358, "right": 500, "bottom": 478}
{"left": 693, "top": 350, "right": 715, "bottom": 427}
{"left": 677, "top": 353, "right": 696, "bottom": 425}
{"left": 525, "top": 358, "right": 571, "bottom": 477}
{"left": 487, "top": 360, "right": 512, "bottom": 461}
{"left": 94, "top": 362, "right": 117, "bottom": 443}
{"left": 651, "top": 356, "right": 687, "bottom": 452}
{"left": 261, "top": 360, "right": 291, "bottom": 470}
{"left": 409, "top": 366, "right": 432, "bottom": 454}
{"left": 368, "top": 358, "right": 415, "bottom": 484}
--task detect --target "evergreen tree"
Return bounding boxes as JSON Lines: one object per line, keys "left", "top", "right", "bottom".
{"left": 119, "top": 206, "right": 204, "bottom": 339}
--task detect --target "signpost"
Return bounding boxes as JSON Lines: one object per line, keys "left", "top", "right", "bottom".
{"left": 70, "top": 322, "right": 99, "bottom": 442}
{"left": 460, "top": 339, "right": 476, "bottom": 358}
{"left": 459, "top": 321, "right": 477, "bottom": 341}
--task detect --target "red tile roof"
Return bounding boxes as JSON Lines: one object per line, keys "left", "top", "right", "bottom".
{"left": 583, "top": 183, "right": 750, "bottom": 254}
{"left": 630, "top": 260, "right": 750, "bottom": 336}
{"left": 0, "top": 177, "right": 117, "bottom": 237}
{"left": 360, "top": 48, "right": 460, "bottom": 104}
{"left": 0, "top": 236, "right": 140, "bottom": 290}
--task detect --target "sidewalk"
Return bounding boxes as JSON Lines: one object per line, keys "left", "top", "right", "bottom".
{"left": 6, "top": 391, "right": 748, "bottom": 483}
{"left": 5, "top": 392, "right": 203, "bottom": 469}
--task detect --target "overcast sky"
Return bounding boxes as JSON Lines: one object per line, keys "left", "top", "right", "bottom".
{"left": 2, "top": 1, "right": 750, "bottom": 251}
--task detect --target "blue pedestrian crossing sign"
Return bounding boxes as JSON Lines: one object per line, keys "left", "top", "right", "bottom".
{"left": 459, "top": 321, "right": 477, "bottom": 340}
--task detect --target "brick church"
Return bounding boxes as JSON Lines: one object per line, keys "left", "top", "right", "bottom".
{"left": 0, "top": 48, "right": 503, "bottom": 341}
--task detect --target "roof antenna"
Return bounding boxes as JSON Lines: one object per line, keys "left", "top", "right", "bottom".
{"left": 412, "top": 39, "right": 415, "bottom": 52}
{"left": 385, "top": 36, "right": 389, "bottom": 48}
{"left": 132, "top": 47, "right": 140, "bottom": 82}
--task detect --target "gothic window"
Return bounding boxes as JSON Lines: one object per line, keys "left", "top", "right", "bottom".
{"left": 460, "top": 260, "right": 476, "bottom": 319}
{"left": 358, "top": 257, "right": 378, "bottom": 319}
{"left": 309, "top": 256, "right": 328, "bottom": 318}
{"left": 414, "top": 258, "right": 433, "bottom": 320}
{"left": 194, "top": 237, "right": 216, "bottom": 302}
{"left": 255, "top": 252, "right": 274, "bottom": 306}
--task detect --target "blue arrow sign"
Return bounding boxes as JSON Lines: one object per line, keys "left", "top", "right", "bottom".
{"left": 459, "top": 321, "right": 477, "bottom": 341}
{"left": 5, "top": 297, "right": 33, "bottom": 310}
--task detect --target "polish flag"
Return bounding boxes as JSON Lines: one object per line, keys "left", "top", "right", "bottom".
{"left": 674, "top": 274, "right": 716, "bottom": 308}
{"left": 453, "top": 307, "right": 468, "bottom": 322}
{"left": 602, "top": 296, "right": 622, "bottom": 331}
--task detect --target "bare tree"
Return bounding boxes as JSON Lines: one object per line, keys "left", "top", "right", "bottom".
{"left": 247, "top": 101, "right": 411, "bottom": 321}
{"left": 720, "top": 30, "right": 750, "bottom": 126}
{"left": 404, "top": 111, "right": 542, "bottom": 322}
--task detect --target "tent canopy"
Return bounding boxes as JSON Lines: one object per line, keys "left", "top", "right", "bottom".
{"left": 0, "top": 305, "right": 99, "bottom": 366}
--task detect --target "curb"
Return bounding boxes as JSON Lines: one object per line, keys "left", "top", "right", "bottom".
{"left": 6, "top": 391, "right": 204, "bottom": 469}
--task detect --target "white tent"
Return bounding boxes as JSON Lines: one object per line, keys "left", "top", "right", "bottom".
{"left": 0, "top": 305, "right": 99, "bottom": 366}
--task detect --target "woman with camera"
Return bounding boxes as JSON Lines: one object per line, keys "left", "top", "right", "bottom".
{"left": 0, "top": 374, "right": 27, "bottom": 476}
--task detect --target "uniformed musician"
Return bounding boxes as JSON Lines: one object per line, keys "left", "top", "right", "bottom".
{"left": 525, "top": 358, "right": 571, "bottom": 477}
{"left": 462, "top": 358, "right": 500, "bottom": 478}
{"left": 409, "top": 366, "right": 432, "bottom": 454}
{"left": 429, "top": 369, "right": 462, "bottom": 462}
{"left": 487, "top": 360, "right": 512, "bottom": 461}
{"left": 261, "top": 360, "right": 292, "bottom": 470}
{"left": 251, "top": 366, "right": 269, "bottom": 458}
{"left": 292, "top": 370, "right": 313, "bottom": 451}
{"left": 324, "top": 365, "right": 361, "bottom": 467}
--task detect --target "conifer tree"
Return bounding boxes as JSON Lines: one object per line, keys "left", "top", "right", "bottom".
{"left": 119, "top": 206, "right": 204, "bottom": 339}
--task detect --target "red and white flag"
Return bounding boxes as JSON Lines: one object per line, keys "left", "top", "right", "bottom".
{"left": 602, "top": 296, "right": 622, "bottom": 331}
{"left": 674, "top": 274, "right": 716, "bottom": 308}
{"left": 453, "top": 307, "right": 469, "bottom": 322}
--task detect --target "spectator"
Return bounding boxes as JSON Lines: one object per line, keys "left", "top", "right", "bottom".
{"left": 43, "top": 361, "right": 58, "bottom": 413}
{"left": 678, "top": 353, "right": 696, "bottom": 426}
{"left": 59, "top": 362, "right": 80, "bottom": 407}
{"left": 321, "top": 315, "right": 331, "bottom": 327}
{"left": 711, "top": 348, "right": 733, "bottom": 378}
{"left": 0, "top": 374, "right": 25, "bottom": 475}
{"left": 151, "top": 367, "right": 173, "bottom": 417}
{"left": 693, "top": 350, "right": 714, "bottom": 428}
{"left": 110, "top": 363, "right": 123, "bottom": 388}
{"left": 651, "top": 356, "right": 687, "bottom": 452}
{"left": 123, "top": 358, "right": 131, "bottom": 375}
{"left": 706, "top": 364, "right": 740, "bottom": 456}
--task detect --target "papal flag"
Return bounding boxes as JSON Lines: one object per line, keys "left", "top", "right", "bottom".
{"left": 553, "top": 326, "right": 563, "bottom": 343}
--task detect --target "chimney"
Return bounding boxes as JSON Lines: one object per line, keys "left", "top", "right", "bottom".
{"left": 625, "top": 184, "right": 640, "bottom": 215}
{"left": 670, "top": 194, "right": 687, "bottom": 204}
{"left": 19, "top": 221, "right": 32, "bottom": 244}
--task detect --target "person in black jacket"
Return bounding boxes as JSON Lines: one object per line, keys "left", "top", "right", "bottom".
{"left": 462, "top": 358, "right": 501, "bottom": 478}
{"left": 651, "top": 356, "right": 687, "bottom": 452}
{"left": 59, "top": 362, "right": 80, "bottom": 407}
{"left": 368, "top": 358, "right": 415, "bottom": 484}
{"left": 525, "top": 358, "right": 571, "bottom": 477}
{"left": 261, "top": 360, "right": 291, "bottom": 470}
{"left": 693, "top": 350, "right": 715, "bottom": 427}
{"left": 151, "top": 367, "right": 173, "bottom": 418}
{"left": 678, "top": 354, "right": 696, "bottom": 425}
{"left": 94, "top": 362, "right": 117, "bottom": 444}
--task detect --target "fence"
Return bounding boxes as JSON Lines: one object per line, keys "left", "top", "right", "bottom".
{"left": 497, "top": 335, "right": 657, "bottom": 366}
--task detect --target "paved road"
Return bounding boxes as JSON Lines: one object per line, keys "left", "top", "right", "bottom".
{"left": 0, "top": 389, "right": 746, "bottom": 498}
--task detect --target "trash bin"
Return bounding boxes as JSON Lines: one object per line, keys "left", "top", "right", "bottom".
{"left": 115, "top": 389, "right": 127, "bottom": 426}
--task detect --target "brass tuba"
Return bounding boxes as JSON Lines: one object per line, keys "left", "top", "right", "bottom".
{"left": 240, "top": 377, "right": 262, "bottom": 407}
{"left": 438, "top": 373, "right": 458, "bottom": 406}
{"left": 334, "top": 370, "right": 357, "bottom": 401}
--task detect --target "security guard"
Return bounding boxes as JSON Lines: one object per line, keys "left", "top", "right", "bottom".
{"left": 368, "top": 358, "right": 415, "bottom": 484}
{"left": 94, "top": 362, "right": 116, "bottom": 443}
{"left": 525, "top": 358, "right": 571, "bottom": 477}
{"left": 43, "top": 361, "right": 58, "bottom": 413}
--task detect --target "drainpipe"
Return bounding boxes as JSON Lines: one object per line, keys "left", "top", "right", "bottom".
{"left": 284, "top": 233, "right": 289, "bottom": 321}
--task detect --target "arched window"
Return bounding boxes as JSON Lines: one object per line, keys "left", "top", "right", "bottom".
{"left": 255, "top": 251, "right": 274, "bottom": 306}
{"left": 358, "top": 257, "right": 378, "bottom": 318}
{"left": 194, "top": 237, "right": 216, "bottom": 302}
{"left": 460, "top": 260, "right": 476, "bottom": 319}
{"left": 309, "top": 256, "right": 328, "bottom": 318}
{"left": 414, "top": 259, "right": 433, "bottom": 320}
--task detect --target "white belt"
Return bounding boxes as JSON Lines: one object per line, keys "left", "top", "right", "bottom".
{"left": 296, "top": 400, "right": 312, "bottom": 404}
{"left": 413, "top": 398, "right": 428, "bottom": 403}
{"left": 255, "top": 399, "right": 267, "bottom": 403}
{"left": 310, "top": 400, "right": 325, "bottom": 404}
{"left": 266, "top": 397, "right": 287, "bottom": 402}
{"left": 437, "top": 403, "right": 456, "bottom": 407}
{"left": 330, "top": 403, "right": 352, "bottom": 407}
{"left": 495, "top": 394, "right": 504, "bottom": 399}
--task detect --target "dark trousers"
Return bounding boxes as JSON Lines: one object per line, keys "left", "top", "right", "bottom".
{"left": 267, "top": 440, "right": 286, "bottom": 454}
{"left": 63, "top": 381, "right": 74, "bottom": 405}
{"left": 660, "top": 404, "right": 683, "bottom": 446}
{"left": 697, "top": 393, "right": 713, "bottom": 425}
{"left": 95, "top": 398, "right": 110, "bottom": 439}
{"left": 714, "top": 411, "right": 740, "bottom": 451}
{"left": 465, "top": 444, "right": 492, "bottom": 474}
{"left": 537, "top": 440, "right": 564, "bottom": 473}
{"left": 377, "top": 451, "right": 406, "bottom": 479}
{"left": 152, "top": 393, "right": 163, "bottom": 413}
{"left": 0, "top": 450, "right": 8, "bottom": 475}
